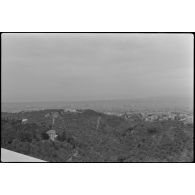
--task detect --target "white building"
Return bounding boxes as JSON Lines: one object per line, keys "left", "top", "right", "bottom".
{"left": 21, "top": 118, "right": 28, "bottom": 124}
{"left": 47, "top": 130, "right": 58, "bottom": 141}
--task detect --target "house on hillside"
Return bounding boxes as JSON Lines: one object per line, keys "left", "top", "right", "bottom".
{"left": 47, "top": 130, "right": 58, "bottom": 141}
{"left": 21, "top": 118, "right": 28, "bottom": 124}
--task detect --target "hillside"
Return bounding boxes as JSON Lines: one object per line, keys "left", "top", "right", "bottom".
{"left": 1, "top": 109, "right": 193, "bottom": 162}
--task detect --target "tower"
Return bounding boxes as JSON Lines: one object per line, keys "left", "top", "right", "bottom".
{"left": 96, "top": 116, "right": 101, "bottom": 129}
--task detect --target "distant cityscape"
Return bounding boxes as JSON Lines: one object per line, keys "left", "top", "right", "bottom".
{"left": 2, "top": 97, "right": 193, "bottom": 125}
{"left": 121, "top": 111, "right": 193, "bottom": 124}
{"left": 2, "top": 106, "right": 193, "bottom": 125}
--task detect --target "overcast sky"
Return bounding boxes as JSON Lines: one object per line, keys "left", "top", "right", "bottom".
{"left": 2, "top": 33, "right": 193, "bottom": 103}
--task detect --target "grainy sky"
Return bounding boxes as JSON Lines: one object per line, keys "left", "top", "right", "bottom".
{"left": 2, "top": 33, "right": 193, "bottom": 102}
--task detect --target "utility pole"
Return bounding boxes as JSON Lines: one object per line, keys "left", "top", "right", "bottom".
{"left": 52, "top": 116, "right": 55, "bottom": 129}
{"left": 96, "top": 116, "right": 101, "bottom": 129}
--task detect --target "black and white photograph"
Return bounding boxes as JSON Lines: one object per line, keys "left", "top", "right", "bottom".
{"left": 1, "top": 33, "right": 194, "bottom": 162}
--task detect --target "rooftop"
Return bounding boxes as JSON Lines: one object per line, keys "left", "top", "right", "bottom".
{"left": 1, "top": 148, "right": 46, "bottom": 162}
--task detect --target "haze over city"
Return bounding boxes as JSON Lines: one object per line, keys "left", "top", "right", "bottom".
{"left": 2, "top": 33, "right": 193, "bottom": 103}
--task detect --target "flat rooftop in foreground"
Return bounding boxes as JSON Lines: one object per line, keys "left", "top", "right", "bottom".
{"left": 1, "top": 148, "right": 46, "bottom": 162}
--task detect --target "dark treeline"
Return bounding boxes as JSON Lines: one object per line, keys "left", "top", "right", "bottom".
{"left": 1, "top": 109, "right": 193, "bottom": 162}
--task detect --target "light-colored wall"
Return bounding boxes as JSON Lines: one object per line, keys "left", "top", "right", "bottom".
{"left": 1, "top": 148, "right": 46, "bottom": 162}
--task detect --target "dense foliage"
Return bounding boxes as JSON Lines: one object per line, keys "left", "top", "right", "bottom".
{"left": 1, "top": 109, "right": 193, "bottom": 162}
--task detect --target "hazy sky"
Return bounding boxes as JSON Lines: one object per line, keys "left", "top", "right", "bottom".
{"left": 2, "top": 33, "right": 193, "bottom": 102}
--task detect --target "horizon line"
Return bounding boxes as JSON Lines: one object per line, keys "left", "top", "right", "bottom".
{"left": 2, "top": 96, "right": 193, "bottom": 104}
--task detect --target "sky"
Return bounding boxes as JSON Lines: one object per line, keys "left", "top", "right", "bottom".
{"left": 1, "top": 33, "right": 194, "bottom": 103}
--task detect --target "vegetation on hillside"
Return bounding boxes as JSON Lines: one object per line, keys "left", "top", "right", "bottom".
{"left": 1, "top": 109, "right": 193, "bottom": 162}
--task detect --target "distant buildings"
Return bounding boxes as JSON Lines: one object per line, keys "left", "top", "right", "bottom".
{"left": 183, "top": 115, "right": 193, "bottom": 125}
{"left": 168, "top": 113, "right": 177, "bottom": 120}
{"left": 122, "top": 113, "right": 129, "bottom": 120}
{"left": 123, "top": 111, "right": 193, "bottom": 124}
{"left": 144, "top": 114, "right": 158, "bottom": 122}
{"left": 65, "top": 108, "right": 80, "bottom": 113}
